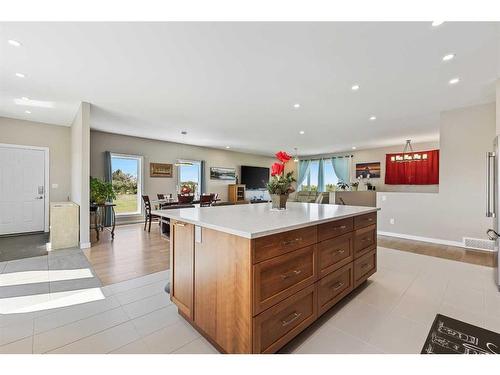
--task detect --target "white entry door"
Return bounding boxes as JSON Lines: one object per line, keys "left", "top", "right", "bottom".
{"left": 0, "top": 146, "right": 46, "bottom": 235}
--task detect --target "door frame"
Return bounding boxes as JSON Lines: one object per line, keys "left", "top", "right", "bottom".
{"left": 0, "top": 143, "right": 50, "bottom": 233}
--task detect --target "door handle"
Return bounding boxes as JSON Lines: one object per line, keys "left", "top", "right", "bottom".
{"left": 34, "top": 196, "right": 43, "bottom": 200}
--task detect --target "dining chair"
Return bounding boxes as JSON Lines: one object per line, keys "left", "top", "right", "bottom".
{"left": 142, "top": 195, "right": 161, "bottom": 232}
{"left": 178, "top": 194, "right": 194, "bottom": 204}
{"left": 199, "top": 193, "right": 213, "bottom": 207}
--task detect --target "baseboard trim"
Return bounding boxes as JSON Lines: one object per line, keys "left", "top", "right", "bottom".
{"left": 80, "top": 242, "right": 91, "bottom": 249}
{"left": 377, "top": 230, "right": 465, "bottom": 249}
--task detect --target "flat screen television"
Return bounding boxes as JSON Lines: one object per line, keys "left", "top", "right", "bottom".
{"left": 240, "top": 166, "right": 270, "bottom": 190}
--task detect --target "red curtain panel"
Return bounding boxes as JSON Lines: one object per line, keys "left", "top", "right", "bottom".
{"left": 385, "top": 150, "right": 439, "bottom": 185}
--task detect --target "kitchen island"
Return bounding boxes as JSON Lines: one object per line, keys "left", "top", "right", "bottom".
{"left": 153, "top": 202, "right": 379, "bottom": 354}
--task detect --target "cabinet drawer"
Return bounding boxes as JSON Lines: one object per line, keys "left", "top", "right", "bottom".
{"left": 253, "top": 245, "right": 316, "bottom": 315}
{"left": 317, "top": 232, "right": 353, "bottom": 277}
{"left": 253, "top": 284, "right": 316, "bottom": 354}
{"left": 317, "top": 217, "right": 353, "bottom": 242}
{"left": 353, "top": 248, "right": 377, "bottom": 287}
{"left": 317, "top": 262, "right": 353, "bottom": 315}
{"left": 353, "top": 224, "right": 376, "bottom": 258}
{"left": 354, "top": 212, "right": 377, "bottom": 229}
{"left": 253, "top": 226, "right": 317, "bottom": 263}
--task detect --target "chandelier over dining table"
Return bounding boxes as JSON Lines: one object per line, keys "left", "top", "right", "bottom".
{"left": 390, "top": 139, "right": 428, "bottom": 162}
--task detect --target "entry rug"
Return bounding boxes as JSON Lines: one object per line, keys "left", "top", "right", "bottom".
{"left": 422, "top": 314, "right": 500, "bottom": 354}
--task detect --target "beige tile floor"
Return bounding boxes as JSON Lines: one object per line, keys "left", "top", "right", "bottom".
{"left": 0, "top": 246, "right": 498, "bottom": 354}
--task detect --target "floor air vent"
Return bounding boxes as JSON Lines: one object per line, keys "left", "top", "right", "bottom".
{"left": 462, "top": 237, "right": 496, "bottom": 252}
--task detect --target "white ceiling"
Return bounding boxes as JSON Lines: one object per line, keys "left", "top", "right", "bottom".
{"left": 1, "top": 22, "right": 499, "bottom": 156}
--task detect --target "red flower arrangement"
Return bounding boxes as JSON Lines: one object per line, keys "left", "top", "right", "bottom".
{"left": 180, "top": 185, "right": 192, "bottom": 194}
{"left": 267, "top": 151, "right": 296, "bottom": 198}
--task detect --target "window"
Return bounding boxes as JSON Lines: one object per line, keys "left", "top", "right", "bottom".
{"left": 300, "top": 159, "right": 339, "bottom": 192}
{"left": 111, "top": 153, "right": 143, "bottom": 215}
{"left": 323, "top": 160, "right": 339, "bottom": 191}
{"left": 177, "top": 160, "right": 202, "bottom": 198}
{"left": 301, "top": 160, "right": 319, "bottom": 191}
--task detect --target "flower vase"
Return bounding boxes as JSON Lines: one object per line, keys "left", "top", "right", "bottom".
{"left": 271, "top": 194, "right": 288, "bottom": 210}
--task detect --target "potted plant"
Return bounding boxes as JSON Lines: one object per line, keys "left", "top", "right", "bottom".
{"left": 90, "top": 177, "right": 116, "bottom": 205}
{"left": 336, "top": 180, "right": 350, "bottom": 191}
{"left": 267, "top": 151, "right": 296, "bottom": 210}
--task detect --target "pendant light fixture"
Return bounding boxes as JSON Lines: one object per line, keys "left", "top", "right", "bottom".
{"left": 390, "top": 139, "right": 428, "bottom": 163}
{"left": 293, "top": 147, "right": 299, "bottom": 163}
{"left": 175, "top": 131, "right": 194, "bottom": 167}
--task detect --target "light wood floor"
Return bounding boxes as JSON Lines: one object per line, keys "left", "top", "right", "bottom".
{"left": 378, "top": 235, "right": 496, "bottom": 267}
{"left": 84, "top": 222, "right": 169, "bottom": 285}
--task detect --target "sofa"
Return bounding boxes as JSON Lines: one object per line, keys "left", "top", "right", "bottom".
{"left": 288, "top": 191, "right": 329, "bottom": 204}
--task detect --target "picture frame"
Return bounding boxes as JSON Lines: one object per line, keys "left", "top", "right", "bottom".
{"left": 355, "top": 162, "right": 381, "bottom": 178}
{"left": 210, "top": 167, "right": 236, "bottom": 181}
{"left": 150, "top": 163, "right": 173, "bottom": 178}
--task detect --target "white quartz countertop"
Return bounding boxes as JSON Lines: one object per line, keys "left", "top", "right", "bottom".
{"left": 152, "top": 202, "right": 379, "bottom": 239}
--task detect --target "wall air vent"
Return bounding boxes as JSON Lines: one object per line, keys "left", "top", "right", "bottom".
{"left": 462, "top": 237, "right": 496, "bottom": 252}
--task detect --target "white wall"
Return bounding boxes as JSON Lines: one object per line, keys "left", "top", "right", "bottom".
{"left": 90, "top": 130, "right": 274, "bottom": 220}
{"left": 378, "top": 102, "right": 496, "bottom": 244}
{"left": 70, "top": 102, "right": 91, "bottom": 248}
{"left": 289, "top": 141, "right": 439, "bottom": 193}
{"left": 0, "top": 117, "right": 71, "bottom": 202}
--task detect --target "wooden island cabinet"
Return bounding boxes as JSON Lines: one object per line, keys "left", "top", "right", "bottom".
{"left": 156, "top": 203, "right": 378, "bottom": 354}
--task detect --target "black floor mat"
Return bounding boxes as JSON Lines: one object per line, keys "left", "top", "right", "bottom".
{"left": 0, "top": 232, "right": 49, "bottom": 262}
{"left": 422, "top": 314, "right": 500, "bottom": 354}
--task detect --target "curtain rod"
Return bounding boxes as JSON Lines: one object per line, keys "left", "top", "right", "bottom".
{"left": 301, "top": 155, "right": 353, "bottom": 161}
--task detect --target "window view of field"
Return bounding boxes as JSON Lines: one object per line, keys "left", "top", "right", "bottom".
{"left": 111, "top": 156, "right": 140, "bottom": 214}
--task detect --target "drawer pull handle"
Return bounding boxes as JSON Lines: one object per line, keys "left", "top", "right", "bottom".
{"left": 361, "top": 237, "right": 371, "bottom": 242}
{"left": 332, "top": 282, "right": 345, "bottom": 290}
{"left": 281, "top": 269, "right": 302, "bottom": 279}
{"left": 281, "top": 312, "right": 302, "bottom": 327}
{"left": 335, "top": 249, "right": 345, "bottom": 255}
{"left": 282, "top": 237, "right": 302, "bottom": 246}
{"left": 174, "top": 222, "right": 186, "bottom": 227}
{"left": 367, "top": 218, "right": 373, "bottom": 221}
{"left": 334, "top": 225, "right": 347, "bottom": 230}
{"left": 361, "top": 263, "right": 372, "bottom": 269}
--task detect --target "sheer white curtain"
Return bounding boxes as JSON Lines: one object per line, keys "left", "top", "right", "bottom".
{"left": 297, "top": 160, "right": 311, "bottom": 187}
{"left": 331, "top": 156, "right": 352, "bottom": 183}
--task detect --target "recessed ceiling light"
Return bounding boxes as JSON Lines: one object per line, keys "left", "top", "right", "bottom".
{"left": 431, "top": 21, "right": 444, "bottom": 27}
{"left": 352, "top": 146, "right": 357, "bottom": 150}
{"left": 351, "top": 84, "right": 360, "bottom": 91}
{"left": 8, "top": 39, "right": 21, "bottom": 47}
{"left": 369, "top": 116, "right": 377, "bottom": 121}
{"left": 449, "top": 77, "right": 460, "bottom": 85}
{"left": 442, "top": 54, "right": 455, "bottom": 62}
{"left": 293, "top": 103, "right": 300, "bottom": 109}
{"left": 21, "top": 96, "right": 29, "bottom": 101}
{"left": 25, "top": 110, "right": 31, "bottom": 114}
{"left": 225, "top": 146, "right": 230, "bottom": 149}
{"left": 15, "top": 73, "right": 25, "bottom": 78}
{"left": 299, "top": 130, "right": 305, "bottom": 135}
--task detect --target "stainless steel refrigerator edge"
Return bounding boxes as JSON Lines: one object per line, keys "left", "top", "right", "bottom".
{"left": 486, "top": 136, "right": 500, "bottom": 289}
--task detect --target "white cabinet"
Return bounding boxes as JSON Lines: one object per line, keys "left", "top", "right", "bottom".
{"left": 49, "top": 202, "right": 79, "bottom": 250}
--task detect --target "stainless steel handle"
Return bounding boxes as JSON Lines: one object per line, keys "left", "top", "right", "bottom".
{"left": 335, "top": 225, "right": 347, "bottom": 230}
{"left": 332, "top": 281, "right": 345, "bottom": 291}
{"left": 281, "top": 312, "right": 302, "bottom": 327}
{"left": 487, "top": 152, "right": 496, "bottom": 217}
{"left": 281, "top": 269, "right": 302, "bottom": 279}
{"left": 282, "top": 237, "right": 302, "bottom": 246}
{"left": 361, "top": 263, "right": 372, "bottom": 269}
{"left": 174, "top": 222, "right": 186, "bottom": 227}
{"left": 34, "top": 196, "right": 43, "bottom": 200}
{"left": 334, "top": 249, "right": 345, "bottom": 255}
